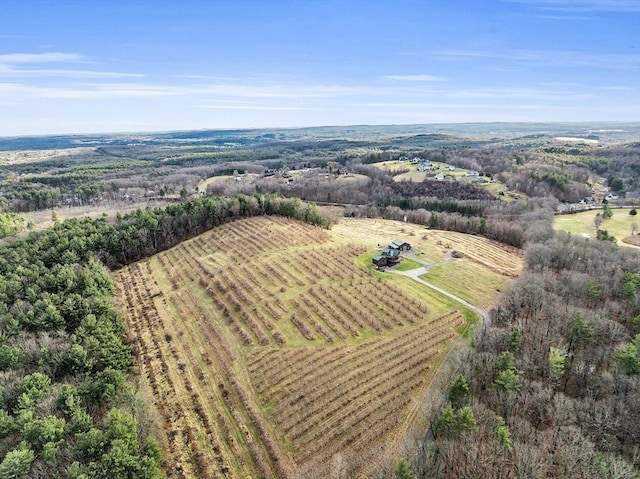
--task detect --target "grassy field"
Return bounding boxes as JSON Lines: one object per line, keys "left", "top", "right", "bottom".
{"left": 370, "top": 160, "right": 511, "bottom": 199}
{"left": 197, "top": 173, "right": 259, "bottom": 191}
{"left": 420, "top": 261, "right": 506, "bottom": 310}
{"left": 554, "top": 207, "right": 640, "bottom": 248}
{"left": 113, "top": 216, "right": 523, "bottom": 478}
{"left": 393, "top": 257, "right": 423, "bottom": 271}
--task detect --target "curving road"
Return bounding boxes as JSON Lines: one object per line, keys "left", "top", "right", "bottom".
{"left": 388, "top": 258, "right": 490, "bottom": 326}
{"left": 381, "top": 258, "right": 490, "bottom": 456}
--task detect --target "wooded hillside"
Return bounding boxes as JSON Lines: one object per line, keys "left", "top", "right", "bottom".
{"left": 416, "top": 231, "right": 640, "bottom": 478}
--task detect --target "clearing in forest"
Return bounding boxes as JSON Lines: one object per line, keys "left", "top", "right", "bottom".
{"left": 114, "top": 216, "right": 522, "bottom": 478}
{"left": 553, "top": 207, "right": 640, "bottom": 249}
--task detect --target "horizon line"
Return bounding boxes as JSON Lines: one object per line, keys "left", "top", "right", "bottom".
{"left": 2, "top": 120, "right": 640, "bottom": 140}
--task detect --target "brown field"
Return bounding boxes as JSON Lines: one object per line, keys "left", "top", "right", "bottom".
{"left": 20, "top": 201, "right": 172, "bottom": 231}
{"left": 114, "top": 216, "right": 522, "bottom": 478}
{"left": 0, "top": 147, "right": 97, "bottom": 165}
{"left": 333, "top": 217, "right": 523, "bottom": 276}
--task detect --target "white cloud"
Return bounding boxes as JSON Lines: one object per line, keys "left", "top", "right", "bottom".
{"left": 0, "top": 52, "right": 144, "bottom": 80}
{"left": 0, "top": 66, "right": 144, "bottom": 79}
{"left": 0, "top": 82, "right": 186, "bottom": 99}
{"left": 502, "top": 0, "right": 640, "bottom": 12}
{"left": 352, "top": 101, "right": 555, "bottom": 110}
{"left": 0, "top": 80, "right": 380, "bottom": 101}
{"left": 445, "top": 87, "right": 594, "bottom": 101}
{"left": 2, "top": 51, "right": 638, "bottom": 135}
{"left": 383, "top": 74, "right": 445, "bottom": 82}
{"left": 196, "top": 104, "right": 309, "bottom": 111}
{"left": 434, "top": 49, "right": 640, "bottom": 71}
{"left": 0, "top": 76, "right": 619, "bottom": 108}
{"left": 0, "top": 52, "right": 84, "bottom": 64}
{"left": 206, "top": 82, "right": 385, "bottom": 99}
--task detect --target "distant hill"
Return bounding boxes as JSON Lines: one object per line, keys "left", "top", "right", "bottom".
{"left": 1, "top": 122, "right": 638, "bottom": 151}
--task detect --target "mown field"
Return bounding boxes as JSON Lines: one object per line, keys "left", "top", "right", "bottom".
{"left": 553, "top": 207, "right": 640, "bottom": 248}
{"left": 113, "top": 216, "right": 522, "bottom": 478}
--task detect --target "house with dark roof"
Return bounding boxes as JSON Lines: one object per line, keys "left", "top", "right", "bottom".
{"left": 371, "top": 238, "right": 411, "bottom": 268}
{"left": 389, "top": 239, "right": 411, "bottom": 251}
{"left": 372, "top": 254, "right": 387, "bottom": 267}
{"left": 382, "top": 247, "right": 401, "bottom": 260}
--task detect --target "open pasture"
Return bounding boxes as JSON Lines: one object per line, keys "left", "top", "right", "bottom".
{"left": 114, "top": 216, "right": 521, "bottom": 477}
{"left": 554, "top": 207, "right": 640, "bottom": 248}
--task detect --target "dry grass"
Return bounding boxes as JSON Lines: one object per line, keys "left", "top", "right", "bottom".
{"left": 333, "top": 217, "right": 523, "bottom": 275}
{"left": 553, "top": 208, "right": 640, "bottom": 249}
{"left": 20, "top": 201, "right": 171, "bottom": 231}
{"left": 113, "top": 216, "right": 522, "bottom": 478}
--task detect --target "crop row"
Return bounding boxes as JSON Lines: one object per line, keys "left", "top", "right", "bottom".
{"left": 171, "top": 237, "right": 429, "bottom": 346}
{"left": 248, "top": 309, "right": 461, "bottom": 396}
{"left": 168, "top": 289, "right": 287, "bottom": 479}
{"left": 115, "top": 264, "right": 223, "bottom": 478}
{"left": 295, "top": 349, "right": 432, "bottom": 463}
{"left": 202, "top": 216, "right": 330, "bottom": 259}
{"left": 117, "top": 257, "right": 296, "bottom": 478}
{"left": 247, "top": 312, "right": 462, "bottom": 464}
{"left": 267, "top": 313, "right": 461, "bottom": 429}
{"left": 436, "top": 231, "right": 522, "bottom": 276}
{"left": 157, "top": 217, "right": 431, "bottom": 347}
{"left": 251, "top": 311, "right": 461, "bottom": 400}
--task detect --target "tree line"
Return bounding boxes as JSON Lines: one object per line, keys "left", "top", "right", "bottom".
{"left": 344, "top": 203, "right": 527, "bottom": 248}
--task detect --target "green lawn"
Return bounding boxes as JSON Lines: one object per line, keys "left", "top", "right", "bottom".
{"left": 420, "top": 261, "right": 506, "bottom": 310}
{"left": 392, "top": 257, "right": 422, "bottom": 271}
{"left": 357, "top": 252, "right": 472, "bottom": 316}
{"left": 553, "top": 207, "right": 639, "bottom": 247}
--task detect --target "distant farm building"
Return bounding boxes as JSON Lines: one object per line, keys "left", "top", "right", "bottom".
{"left": 417, "top": 160, "right": 432, "bottom": 171}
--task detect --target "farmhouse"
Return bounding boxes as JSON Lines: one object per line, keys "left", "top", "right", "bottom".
{"left": 371, "top": 238, "right": 410, "bottom": 267}
{"left": 389, "top": 239, "right": 411, "bottom": 251}
{"left": 382, "top": 247, "right": 401, "bottom": 260}
{"left": 418, "top": 160, "right": 432, "bottom": 172}
{"left": 371, "top": 254, "right": 387, "bottom": 267}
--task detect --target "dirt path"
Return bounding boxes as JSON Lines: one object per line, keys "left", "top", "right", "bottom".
{"left": 377, "top": 261, "right": 489, "bottom": 471}
{"left": 388, "top": 265, "right": 490, "bottom": 325}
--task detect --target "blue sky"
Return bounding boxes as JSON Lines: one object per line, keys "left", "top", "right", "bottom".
{"left": 1, "top": 0, "right": 639, "bottom": 136}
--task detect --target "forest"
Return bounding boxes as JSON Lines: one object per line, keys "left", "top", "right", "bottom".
{"left": 1, "top": 123, "right": 639, "bottom": 478}
{"left": 416, "top": 223, "right": 640, "bottom": 478}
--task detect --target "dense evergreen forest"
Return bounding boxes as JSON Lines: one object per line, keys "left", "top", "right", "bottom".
{"left": 0, "top": 195, "right": 330, "bottom": 478}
